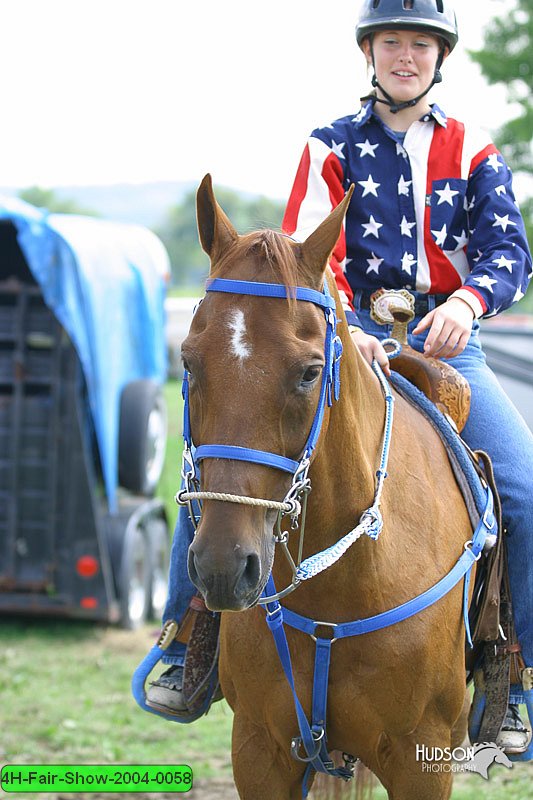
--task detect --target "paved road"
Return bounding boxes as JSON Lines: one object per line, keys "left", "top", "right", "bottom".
{"left": 166, "top": 299, "right": 533, "bottom": 430}
{"left": 480, "top": 326, "right": 533, "bottom": 431}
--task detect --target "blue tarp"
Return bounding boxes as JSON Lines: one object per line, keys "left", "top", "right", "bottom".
{"left": 0, "top": 196, "right": 168, "bottom": 511}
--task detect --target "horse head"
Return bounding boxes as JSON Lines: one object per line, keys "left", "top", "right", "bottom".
{"left": 183, "top": 174, "right": 353, "bottom": 611}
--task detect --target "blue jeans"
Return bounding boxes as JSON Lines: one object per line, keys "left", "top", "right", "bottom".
{"left": 162, "top": 305, "right": 533, "bottom": 701}
{"left": 161, "top": 502, "right": 197, "bottom": 665}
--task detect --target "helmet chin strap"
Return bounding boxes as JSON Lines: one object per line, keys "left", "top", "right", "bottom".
{"left": 363, "top": 46, "right": 444, "bottom": 115}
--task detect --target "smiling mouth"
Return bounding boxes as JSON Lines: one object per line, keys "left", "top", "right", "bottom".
{"left": 392, "top": 71, "right": 417, "bottom": 78}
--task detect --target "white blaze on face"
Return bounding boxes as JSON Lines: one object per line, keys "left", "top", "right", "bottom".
{"left": 228, "top": 309, "right": 252, "bottom": 360}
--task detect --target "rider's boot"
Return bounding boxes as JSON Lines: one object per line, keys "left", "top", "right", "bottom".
{"left": 146, "top": 595, "right": 221, "bottom": 718}
{"left": 496, "top": 704, "right": 530, "bottom": 754}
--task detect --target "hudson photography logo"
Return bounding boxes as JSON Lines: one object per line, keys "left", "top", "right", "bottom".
{"left": 416, "top": 742, "right": 513, "bottom": 779}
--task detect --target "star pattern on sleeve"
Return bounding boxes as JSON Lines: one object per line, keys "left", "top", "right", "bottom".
{"left": 487, "top": 153, "right": 503, "bottom": 172}
{"left": 513, "top": 287, "right": 525, "bottom": 302}
{"left": 361, "top": 215, "right": 383, "bottom": 238}
{"left": 355, "top": 139, "right": 379, "bottom": 158}
{"left": 358, "top": 174, "right": 381, "bottom": 197}
{"left": 492, "top": 213, "right": 517, "bottom": 233}
{"left": 452, "top": 230, "right": 469, "bottom": 250}
{"left": 492, "top": 255, "right": 516, "bottom": 273}
{"left": 484, "top": 305, "right": 502, "bottom": 318}
{"left": 495, "top": 185, "right": 506, "bottom": 197}
{"left": 331, "top": 140, "right": 346, "bottom": 160}
{"left": 473, "top": 275, "right": 498, "bottom": 293}
{"left": 435, "top": 182, "right": 459, "bottom": 206}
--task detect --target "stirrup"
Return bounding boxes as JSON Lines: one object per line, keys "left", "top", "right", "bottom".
{"left": 132, "top": 620, "right": 219, "bottom": 724}
{"left": 470, "top": 669, "right": 533, "bottom": 761}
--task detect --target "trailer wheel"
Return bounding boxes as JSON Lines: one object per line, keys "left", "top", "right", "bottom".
{"left": 147, "top": 517, "right": 170, "bottom": 620}
{"left": 118, "top": 524, "right": 150, "bottom": 629}
{"left": 119, "top": 380, "right": 167, "bottom": 496}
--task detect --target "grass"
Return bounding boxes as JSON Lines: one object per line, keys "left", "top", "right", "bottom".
{"left": 1, "top": 615, "right": 531, "bottom": 799}
{"left": 156, "top": 379, "right": 184, "bottom": 528}
{"left": 0, "top": 618, "right": 234, "bottom": 800}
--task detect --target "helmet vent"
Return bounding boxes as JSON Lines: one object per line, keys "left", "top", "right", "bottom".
{"left": 372, "top": 0, "right": 380, "bottom": 8}
{"left": 403, "top": 0, "right": 414, "bottom": 8}
{"left": 436, "top": 0, "right": 444, "bottom": 11}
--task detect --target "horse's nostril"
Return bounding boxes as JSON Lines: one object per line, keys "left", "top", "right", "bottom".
{"left": 242, "top": 553, "right": 260, "bottom": 589}
{"left": 188, "top": 548, "right": 207, "bottom": 594}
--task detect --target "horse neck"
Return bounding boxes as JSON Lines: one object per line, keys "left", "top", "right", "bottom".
{"left": 273, "top": 330, "right": 390, "bottom": 613}
{"left": 308, "top": 329, "right": 388, "bottom": 543}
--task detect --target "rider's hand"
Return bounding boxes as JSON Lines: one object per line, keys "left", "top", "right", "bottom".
{"left": 412, "top": 297, "right": 475, "bottom": 359}
{"left": 349, "top": 327, "right": 391, "bottom": 377}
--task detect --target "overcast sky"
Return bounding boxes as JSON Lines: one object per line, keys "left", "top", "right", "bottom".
{"left": 0, "top": 0, "right": 515, "bottom": 199}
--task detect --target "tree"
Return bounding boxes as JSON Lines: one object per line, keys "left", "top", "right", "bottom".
{"left": 469, "top": 0, "right": 533, "bottom": 175}
{"left": 469, "top": 0, "right": 533, "bottom": 309}
{"left": 157, "top": 186, "right": 285, "bottom": 288}
{"left": 18, "top": 186, "right": 98, "bottom": 216}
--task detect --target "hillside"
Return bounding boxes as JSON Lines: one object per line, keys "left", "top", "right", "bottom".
{"left": 0, "top": 181, "right": 196, "bottom": 229}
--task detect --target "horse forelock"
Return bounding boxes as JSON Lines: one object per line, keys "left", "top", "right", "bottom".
{"left": 212, "top": 229, "right": 300, "bottom": 293}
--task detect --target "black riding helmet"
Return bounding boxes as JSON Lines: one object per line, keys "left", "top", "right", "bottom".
{"left": 356, "top": 0, "right": 459, "bottom": 113}
{"left": 356, "top": 0, "right": 459, "bottom": 52}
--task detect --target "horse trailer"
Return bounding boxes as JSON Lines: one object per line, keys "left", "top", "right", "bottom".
{"left": 0, "top": 198, "right": 170, "bottom": 628}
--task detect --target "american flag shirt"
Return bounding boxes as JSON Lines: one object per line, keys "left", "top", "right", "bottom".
{"left": 283, "top": 101, "right": 532, "bottom": 327}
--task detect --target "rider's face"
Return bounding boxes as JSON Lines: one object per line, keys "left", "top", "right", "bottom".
{"left": 363, "top": 29, "right": 444, "bottom": 104}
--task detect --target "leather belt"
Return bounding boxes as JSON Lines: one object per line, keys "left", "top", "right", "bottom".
{"left": 359, "top": 291, "right": 448, "bottom": 316}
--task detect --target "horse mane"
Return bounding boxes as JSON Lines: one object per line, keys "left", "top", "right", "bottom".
{"left": 211, "top": 228, "right": 301, "bottom": 293}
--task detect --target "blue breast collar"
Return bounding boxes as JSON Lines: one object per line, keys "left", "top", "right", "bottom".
{"left": 262, "top": 486, "right": 495, "bottom": 796}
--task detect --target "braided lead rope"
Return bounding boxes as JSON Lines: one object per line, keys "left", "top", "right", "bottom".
{"left": 295, "top": 507, "right": 382, "bottom": 581}
{"left": 176, "top": 489, "right": 295, "bottom": 514}
{"left": 294, "top": 354, "right": 397, "bottom": 582}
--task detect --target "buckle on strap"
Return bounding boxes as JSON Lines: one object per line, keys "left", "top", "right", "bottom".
{"left": 157, "top": 620, "right": 179, "bottom": 650}
{"left": 464, "top": 539, "right": 483, "bottom": 562}
{"left": 291, "top": 727, "right": 325, "bottom": 763}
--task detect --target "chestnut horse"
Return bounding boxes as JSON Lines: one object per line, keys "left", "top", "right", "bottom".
{"left": 183, "top": 175, "right": 478, "bottom": 799}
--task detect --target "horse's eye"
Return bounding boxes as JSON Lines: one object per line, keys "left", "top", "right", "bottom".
{"left": 182, "top": 357, "right": 194, "bottom": 380}
{"left": 300, "top": 365, "right": 322, "bottom": 387}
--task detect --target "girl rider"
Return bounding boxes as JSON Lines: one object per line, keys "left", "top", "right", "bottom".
{"left": 146, "top": 0, "right": 533, "bottom": 755}
{"left": 282, "top": 0, "right": 533, "bottom": 753}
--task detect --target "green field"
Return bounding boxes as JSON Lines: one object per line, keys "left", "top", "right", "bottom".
{"left": 1, "top": 380, "right": 532, "bottom": 799}
{"left": 1, "top": 616, "right": 532, "bottom": 800}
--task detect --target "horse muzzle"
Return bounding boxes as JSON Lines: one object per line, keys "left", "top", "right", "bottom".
{"left": 188, "top": 536, "right": 269, "bottom": 612}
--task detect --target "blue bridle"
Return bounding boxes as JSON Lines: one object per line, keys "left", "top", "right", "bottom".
{"left": 181, "top": 276, "right": 343, "bottom": 467}
{"left": 178, "top": 275, "right": 396, "bottom": 602}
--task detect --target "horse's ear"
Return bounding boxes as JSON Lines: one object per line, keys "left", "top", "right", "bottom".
{"left": 300, "top": 185, "right": 354, "bottom": 278}
{"left": 196, "top": 174, "right": 238, "bottom": 264}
